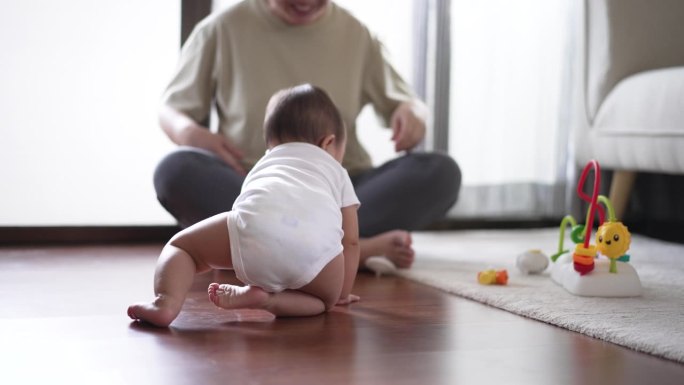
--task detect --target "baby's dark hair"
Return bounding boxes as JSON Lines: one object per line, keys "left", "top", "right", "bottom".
{"left": 264, "top": 84, "right": 345, "bottom": 146}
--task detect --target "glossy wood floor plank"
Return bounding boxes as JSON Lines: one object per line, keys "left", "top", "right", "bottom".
{"left": 1, "top": 244, "right": 683, "bottom": 385}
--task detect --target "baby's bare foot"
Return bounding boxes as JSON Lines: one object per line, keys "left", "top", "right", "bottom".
{"left": 208, "top": 283, "right": 269, "bottom": 310}
{"left": 127, "top": 297, "right": 181, "bottom": 327}
{"left": 364, "top": 230, "right": 415, "bottom": 268}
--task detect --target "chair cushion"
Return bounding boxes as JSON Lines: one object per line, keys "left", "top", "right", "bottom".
{"left": 581, "top": 67, "right": 684, "bottom": 173}
{"left": 585, "top": 0, "right": 684, "bottom": 119}
{"left": 594, "top": 67, "right": 684, "bottom": 134}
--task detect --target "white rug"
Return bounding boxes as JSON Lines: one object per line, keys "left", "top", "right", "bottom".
{"left": 399, "top": 228, "right": 684, "bottom": 363}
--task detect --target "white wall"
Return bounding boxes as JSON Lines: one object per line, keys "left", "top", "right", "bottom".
{"left": 0, "top": 0, "right": 179, "bottom": 225}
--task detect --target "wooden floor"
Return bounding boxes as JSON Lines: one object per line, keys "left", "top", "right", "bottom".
{"left": 1, "top": 243, "right": 683, "bottom": 385}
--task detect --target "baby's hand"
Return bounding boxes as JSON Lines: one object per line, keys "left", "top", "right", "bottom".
{"left": 336, "top": 294, "right": 360, "bottom": 306}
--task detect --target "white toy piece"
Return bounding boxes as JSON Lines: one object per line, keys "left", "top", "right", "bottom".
{"left": 516, "top": 249, "right": 549, "bottom": 274}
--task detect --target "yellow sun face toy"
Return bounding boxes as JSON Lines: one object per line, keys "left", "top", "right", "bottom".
{"left": 596, "top": 221, "right": 631, "bottom": 259}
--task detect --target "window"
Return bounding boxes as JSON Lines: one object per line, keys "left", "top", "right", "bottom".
{"left": 446, "top": 0, "right": 576, "bottom": 218}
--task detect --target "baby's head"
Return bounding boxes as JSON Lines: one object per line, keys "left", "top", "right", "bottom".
{"left": 264, "top": 84, "right": 346, "bottom": 162}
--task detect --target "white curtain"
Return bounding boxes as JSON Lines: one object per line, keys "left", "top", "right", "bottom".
{"left": 445, "top": 0, "right": 579, "bottom": 219}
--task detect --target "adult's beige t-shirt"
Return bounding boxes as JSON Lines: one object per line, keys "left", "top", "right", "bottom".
{"left": 162, "top": 0, "right": 414, "bottom": 174}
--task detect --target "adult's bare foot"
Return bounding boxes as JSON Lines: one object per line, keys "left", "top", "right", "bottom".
{"left": 360, "top": 230, "right": 415, "bottom": 268}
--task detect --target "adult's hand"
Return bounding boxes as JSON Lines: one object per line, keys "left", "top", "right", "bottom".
{"left": 179, "top": 126, "right": 246, "bottom": 175}
{"left": 390, "top": 100, "right": 427, "bottom": 153}
{"left": 159, "top": 105, "right": 246, "bottom": 175}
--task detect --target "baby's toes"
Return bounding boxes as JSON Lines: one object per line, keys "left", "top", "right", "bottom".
{"left": 208, "top": 283, "right": 219, "bottom": 294}
{"left": 208, "top": 284, "right": 219, "bottom": 303}
{"left": 127, "top": 306, "right": 137, "bottom": 320}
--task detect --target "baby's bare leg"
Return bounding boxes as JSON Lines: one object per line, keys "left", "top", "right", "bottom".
{"left": 208, "top": 283, "right": 269, "bottom": 309}
{"left": 127, "top": 244, "right": 200, "bottom": 327}
{"left": 208, "top": 283, "right": 326, "bottom": 316}
{"left": 128, "top": 213, "right": 233, "bottom": 327}
{"left": 208, "top": 253, "right": 345, "bottom": 317}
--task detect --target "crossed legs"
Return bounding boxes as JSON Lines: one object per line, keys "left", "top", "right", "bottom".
{"left": 154, "top": 148, "right": 461, "bottom": 269}
{"left": 352, "top": 152, "right": 461, "bottom": 268}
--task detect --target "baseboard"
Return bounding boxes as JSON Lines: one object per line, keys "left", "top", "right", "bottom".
{"left": 427, "top": 219, "right": 560, "bottom": 231}
{"left": 430, "top": 219, "right": 684, "bottom": 244}
{"left": 1, "top": 221, "right": 557, "bottom": 245}
{"left": 0, "top": 226, "right": 180, "bottom": 245}
{"left": 2, "top": 219, "right": 679, "bottom": 246}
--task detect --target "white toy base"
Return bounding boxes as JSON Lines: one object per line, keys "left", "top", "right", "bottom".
{"left": 551, "top": 254, "right": 642, "bottom": 297}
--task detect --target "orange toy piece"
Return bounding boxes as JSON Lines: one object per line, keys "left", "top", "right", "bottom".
{"left": 573, "top": 244, "right": 597, "bottom": 275}
{"left": 477, "top": 269, "right": 508, "bottom": 285}
{"left": 495, "top": 269, "right": 508, "bottom": 285}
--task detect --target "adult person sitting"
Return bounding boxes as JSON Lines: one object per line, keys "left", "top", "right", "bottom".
{"left": 153, "top": 0, "right": 461, "bottom": 271}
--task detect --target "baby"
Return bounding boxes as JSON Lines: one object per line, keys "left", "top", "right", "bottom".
{"left": 128, "top": 84, "right": 360, "bottom": 327}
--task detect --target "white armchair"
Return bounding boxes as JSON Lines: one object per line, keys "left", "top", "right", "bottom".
{"left": 576, "top": 0, "right": 684, "bottom": 219}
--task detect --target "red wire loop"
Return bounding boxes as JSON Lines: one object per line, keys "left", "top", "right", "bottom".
{"left": 577, "top": 160, "right": 605, "bottom": 248}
